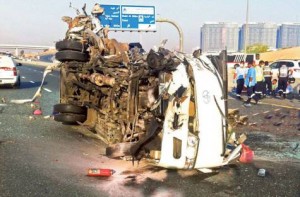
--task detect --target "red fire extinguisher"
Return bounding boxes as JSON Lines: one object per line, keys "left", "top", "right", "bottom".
{"left": 87, "top": 168, "right": 116, "bottom": 177}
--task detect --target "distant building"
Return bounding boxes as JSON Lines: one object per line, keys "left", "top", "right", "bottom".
{"left": 278, "top": 23, "right": 300, "bottom": 48}
{"left": 240, "top": 22, "right": 278, "bottom": 51}
{"left": 201, "top": 22, "right": 239, "bottom": 52}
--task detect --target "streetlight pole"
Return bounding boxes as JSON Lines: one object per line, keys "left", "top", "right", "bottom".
{"left": 156, "top": 17, "right": 184, "bottom": 52}
{"left": 244, "top": 0, "right": 249, "bottom": 54}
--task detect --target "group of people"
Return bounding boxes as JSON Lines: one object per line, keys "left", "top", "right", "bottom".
{"left": 233, "top": 60, "right": 293, "bottom": 107}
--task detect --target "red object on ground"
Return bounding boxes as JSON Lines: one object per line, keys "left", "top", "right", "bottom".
{"left": 87, "top": 168, "right": 116, "bottom": 177}
{"left": 239, "top": 144, "right": 254, "bottom": 163}
{"left": 33, "top": 109, "right": 43, "bottom": 115}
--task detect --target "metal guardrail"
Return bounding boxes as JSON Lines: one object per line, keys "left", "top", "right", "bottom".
{"left": 15, "top": 59, "right": 58, "bottom": 67}
{"left": 0, "top": 44, "right": 53, "bottom": 50}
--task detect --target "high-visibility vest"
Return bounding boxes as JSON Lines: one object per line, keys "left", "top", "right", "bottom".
{"left": 255, "top": 66, "right": 264, "bottom": 81}
{"left": 279, "top": 65, "right": 288, "bottom": 78}
{"left": 263, "top": 66, "right": 272, "bottom": 77}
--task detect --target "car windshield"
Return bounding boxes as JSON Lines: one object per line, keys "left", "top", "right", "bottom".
{"left": 270, "top": 62, "right": 279, "bottom": 69}
{"left": 271, "top": 61, "right": 294, "bottom": 69}
{"left": 0, "top": 56, "right": 15, "bottom": 67}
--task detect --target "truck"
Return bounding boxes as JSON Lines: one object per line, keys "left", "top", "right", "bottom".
{"left": 53, "top": 4, "right": 246, "bottom": 171}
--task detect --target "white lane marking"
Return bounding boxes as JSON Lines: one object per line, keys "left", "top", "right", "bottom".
{"left": 49, "top": 73, "right": 58, "bottom": 78}
{"left": 43, "top": 88, "right": 52, "bottom": 92}
{"left": 40, "top": 71, "right": 43, "bottom": 73}
{"left": 21, "top": 76, "right": 26, "bottom": 79}
{"left": 30, "top": 81, "right": 35, "bottom": 84}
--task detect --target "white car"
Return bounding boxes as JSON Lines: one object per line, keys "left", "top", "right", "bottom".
{"left": 270, "top": 59, "right": 300, "bottom": 79}
{"left": 0, "top": 55, "right": 21, "bottom": 88}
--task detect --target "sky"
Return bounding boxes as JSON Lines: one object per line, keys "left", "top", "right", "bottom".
{"left": 0, "top": 0, "right": 299, "bottom": 53}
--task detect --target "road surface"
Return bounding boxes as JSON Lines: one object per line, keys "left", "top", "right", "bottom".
{"left": 0, "top": 63, "right": 299, "bottom": 197}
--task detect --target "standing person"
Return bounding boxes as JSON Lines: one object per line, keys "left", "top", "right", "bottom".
{"left": 244, "top": 61, "right": 259, "bottom": 107}
{"left": 278, "top": 64, "right": 292, "bottom": 99}
{"left": 232, "top": 64, "right": 239, "bottom": 93}
{"left": 243, "top": 60, "right": 250, "bottom": 79}
{"left": 255, "top": 60, "right": 264, "bottom": 100}
{"left": 235, "top": 63, "right": 245, "bottom": 100}
{"left": 263, "top": 61, "right": 272, "bottom": 96}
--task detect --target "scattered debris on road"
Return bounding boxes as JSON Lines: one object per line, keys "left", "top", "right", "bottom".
{"left": 33, "top": 108, "right": 43, "bottom": 115}
{"left": 239, "top": 144, "right": 254, "bottom": 163}
{"left": 1, "top": 97, "right": 6, "bottom": 103}
{"left": 10, "top": 64, "right": 59, "bottom": 104}
{"left": 28, "top": 116, "right": 36, "bottom": 121}
{"left": 257, "top": 168, "right": 266, "bottom": 177}
{"left": 273, "top": 122, "right": 282, "bottom": 126}
{"left": 43, "top": 115, "right": 52, "bottom": 119}
{"left": 292, "top": 143, "right": 299, "bottom": 151}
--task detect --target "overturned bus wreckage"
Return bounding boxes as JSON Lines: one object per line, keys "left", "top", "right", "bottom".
{"left": 53, "top": 4, "right": 247, "bottom": 171}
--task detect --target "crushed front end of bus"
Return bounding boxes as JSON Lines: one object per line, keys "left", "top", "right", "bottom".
{"left": 53, "top": 4, "right": 247, "bottom": 171}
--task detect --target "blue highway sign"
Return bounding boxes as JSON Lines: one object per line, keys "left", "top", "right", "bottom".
{"left": 98, "top": 4, "right": 156, "bottom": 31}
{"left": 99, "top": 5, "right": 121, "bottom": 29}
{"left": 121, "top": 5, "right": 156, "bottom": 31}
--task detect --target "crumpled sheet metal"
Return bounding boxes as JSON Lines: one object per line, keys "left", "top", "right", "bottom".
{"left": 80, "top": 73, "right": 116, "bottom": 87}
{"left": 10, "top": 64, "right": 59, "bottom": 104}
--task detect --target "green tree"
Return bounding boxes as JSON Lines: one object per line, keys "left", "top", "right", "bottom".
{"left": 246, "top": 44, "right": 268, "bottom": 53}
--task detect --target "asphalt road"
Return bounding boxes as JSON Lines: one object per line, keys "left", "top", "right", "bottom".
{"left": 0, "top": 64, "right": 299, "bottom": 197}
{"left": 1, "top": 64, "right": 60, "bottom": 115}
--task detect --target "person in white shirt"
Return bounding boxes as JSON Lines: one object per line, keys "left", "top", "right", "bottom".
{"left": 254, "top": 60, "right": 264, "bottom": 100}
{"left": 278, "top": 64, "right": 292, "bottom": 99}
{"left": 263, "top": 61, "right": 272, "bottom": 96}
{"left": 235, "top": 63, "right": 246, "bottom": 100}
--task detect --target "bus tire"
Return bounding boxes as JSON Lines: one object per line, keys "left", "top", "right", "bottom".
{"left": 56, "top": 40, "right": 85, "bottom": 52}
{"left": 55, "top": 50, "right": 89, "bottom": 62}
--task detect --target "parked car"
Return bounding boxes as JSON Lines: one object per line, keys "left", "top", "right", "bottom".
{"left": 0, "top": 55, "right": 21, "bottom": 88}
{"left": 270, "top": 59, "right": 300, "bottom": 79}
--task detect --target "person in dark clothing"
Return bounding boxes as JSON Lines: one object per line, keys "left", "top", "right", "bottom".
{"left": 278, "top": 64, "right": 292, "bottom": 99}
{"left": 254, "top": 60, "right": 264, "bottom": 100}
{"left": 234, "top": 63, "right": 246, "bottom": 100}
{"left": 244, "top": 61, "right": 259, "bottom": 107}
{"left": 263, "top": 61, "right": 272, "bottom": 96}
